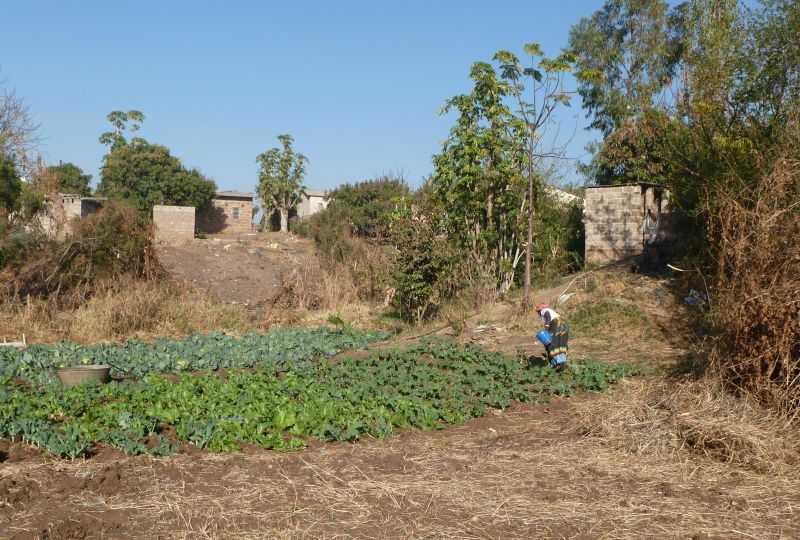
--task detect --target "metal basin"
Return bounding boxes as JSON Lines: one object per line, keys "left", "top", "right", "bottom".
{"left": 55, "top": 365, "right": 112, "bottom": 387}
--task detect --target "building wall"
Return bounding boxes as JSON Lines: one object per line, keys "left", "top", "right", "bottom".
{"left": 197, "top": 198, "right": 253, "bottom": 234}
{"left": 40, "top": 195, "right": 104, "bottom": 238}
{"left": 296, "top": 190, "right": 329, "bottom": 218}
{"left": 584, "top": 185, "right": 642, "bottom": 264}
{"left": 153, "top": 205, "right": 195, "bottom": 245}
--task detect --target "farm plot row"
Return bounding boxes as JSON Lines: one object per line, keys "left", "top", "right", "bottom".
{"left": 0, "top": 327, "right": 390, "bottom": 384}
{"left": 0, "top": 329, "right": 641, "bottom": 458}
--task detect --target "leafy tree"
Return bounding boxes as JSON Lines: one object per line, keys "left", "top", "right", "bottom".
{"left": 390, "top": 202, "right": 457, "bottom": 324}
{"left": 256, "top": 134, "right": 307, "bottom": 233}
{"left": 1, "top": 151, "right": 45, "bottom": 265}
{"left": 322, "top": 175, "right": 410, "bottom": 240}
{"left": 577, "top": 110, "right": 671, "bottom": 185}
{"left": 0, "top": 153, "right": 20, "bottom": 217}
{"left": 98, "top": 110, "right": 145, "bottom": 148}
{"left": 568, "top": 0, "right": 685, "bottom": 137}
{"left": 433, "top": 61, "right": 526, "bottom": 296}
{"left": 96, "top": 111, "right": 216, "bottom": 216}
{"left": 568, "top": 0, "right": 685, "bottom": 186}
{"left": 432, "top": 43, "right": 575, "bottom": 297}
{"left": 46, "top": 162, "right": 92, "bottom": 196}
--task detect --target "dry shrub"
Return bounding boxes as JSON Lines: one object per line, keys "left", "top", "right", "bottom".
{"left": 2, "top": 201, "right": 161, "bottom": 307}
{"left": 706, "top": 130, "right": 800, "bottom": 412}
{"left": 263, "top": 261, "right": 381, "bottom": 330}
{"left": 573, "top": 377, "right": 800, "bottom": 474}
{"left": 0, "top": 296, "right": 58, "bottom": 343}
{"left": 267, "top": 239, "right": 392, "bottom": 314}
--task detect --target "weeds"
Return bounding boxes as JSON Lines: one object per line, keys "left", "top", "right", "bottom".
{"left": 568, "top": 300, "right": 661, "bottom": 342}
{"left": 573, "top": 377, "right": 800, "bottom": 474}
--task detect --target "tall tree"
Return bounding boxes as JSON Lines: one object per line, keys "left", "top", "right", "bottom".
{"left": 98, "top": 110, "right": 145, "bottom": 148}
{"left": 0, "top": 78, "right": 39, "bottom": 164}
{"left": 433, "top": 60, "right": 526, "bottom": 295}
{"left": 256, "top": 134, "right": 307, "bottom": 233}
{"left": 46, "top": 162, "right": 92, "bottom": 196}
{"left": 96, "top": 111, "right": 216, "bottom": 216}
{"left": 568, "top": 0, "right": 685, "bottom": 137}
{"left": 494, "top": 44, "right": 575, "bottom": 298}
{"left": 433, "top": 43, "right": 575, "bottom": 297}
{"left": 569, "top": 0, "right": 685, "bottom": 186}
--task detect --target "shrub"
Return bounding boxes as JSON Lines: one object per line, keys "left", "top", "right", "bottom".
{"left": 706, "top": 127, "right": 800, "bottom": 412}
{"left": 1, "top": 201, "right": 158, "bottom": 306}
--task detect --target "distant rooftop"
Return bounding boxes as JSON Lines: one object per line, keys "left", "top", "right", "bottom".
{"left": 215, "top": 191, "right": 254, "bottom": 199}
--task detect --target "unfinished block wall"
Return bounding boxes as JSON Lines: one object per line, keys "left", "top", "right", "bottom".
{"left": 153, "top": 205, "right": 195, "bottom": 245}
{"left": 584, "top": 185, "right": 645, "bottom": 264}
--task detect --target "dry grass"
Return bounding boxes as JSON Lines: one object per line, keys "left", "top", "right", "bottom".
{"left": 572, "top": 377, "right": 800, "bottom": 474}
{"left": 0, "top": 277, "right": 252, "bottom": 344}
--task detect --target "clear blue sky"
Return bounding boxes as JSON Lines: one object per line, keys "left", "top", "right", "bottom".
{"left": 4, "top": 0, "right": 609, "bottom": 194}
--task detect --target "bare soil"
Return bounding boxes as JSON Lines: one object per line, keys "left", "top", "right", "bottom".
{"left": 153, "top": 232, "right": 318, "bottom": 313}
{"left": 2, "top": 234, "right": 798, "bottom": 539}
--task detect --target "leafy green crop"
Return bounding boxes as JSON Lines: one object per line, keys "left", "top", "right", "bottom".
{"left": 0, "top": 327, "right": 390, "bottom": 384}
{"left": 0, "top": 333, "right": 642, "bottom": 459}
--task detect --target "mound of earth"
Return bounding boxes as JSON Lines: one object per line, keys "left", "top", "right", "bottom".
{"left": 154, "top": 232, "right": 317, "bottom": 311}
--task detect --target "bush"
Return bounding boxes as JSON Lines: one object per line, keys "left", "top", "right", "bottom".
{"left": 391, "top": 208, "right": 458, "bottom": 324}
{"left": 706, "top": 127, "right": 800, "bottom": 412}
{"left": 1, "top": 201, "right": 159, "bottom": 306}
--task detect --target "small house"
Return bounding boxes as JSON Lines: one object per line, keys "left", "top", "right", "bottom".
{"left": 197, "top": 191, "right": 254, "bottom": 235}
{"left": 296, "top": 189, "right": 330, "bottom": 218}
{"left": 40, "top": 194, "right": 104, "bottom": 238}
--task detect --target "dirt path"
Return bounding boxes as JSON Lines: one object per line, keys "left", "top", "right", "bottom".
{"left": 2, "top": 390, "right": 796, "bottom": 539}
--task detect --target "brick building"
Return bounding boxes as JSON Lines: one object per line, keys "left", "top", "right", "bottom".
{"left": 196, "top": 191, "right": 254, "bottom": 235}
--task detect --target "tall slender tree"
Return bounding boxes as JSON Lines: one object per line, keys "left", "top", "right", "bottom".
{"left": 433, "top": 43, "right": 575, "bottom": 298}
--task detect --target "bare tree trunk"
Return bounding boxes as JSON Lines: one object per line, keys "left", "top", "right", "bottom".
{"left": 523, "top": 174, "right": 535, "bottom": 300}
{"left": 279, "top": 208, "right": 289, "bottom": 233}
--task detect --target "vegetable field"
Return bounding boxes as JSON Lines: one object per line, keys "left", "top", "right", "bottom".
{"left": 0, "top": 327, "right": 639, "bottom": 458}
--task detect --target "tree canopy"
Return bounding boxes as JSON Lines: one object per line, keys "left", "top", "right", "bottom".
{"left": 96, "top": 111, "right": 216, "bottom": 216}
{"left": 568, "top": 0, "right": 684, "bottom": 137}
{"left": 324, "top": 175, "right": 410, "bottom": 240}
{"left": 46, "top": 162, "right": 92, "bottom": 196}
{"left": 256, "top": 134, "right": 307, "bottom": 233}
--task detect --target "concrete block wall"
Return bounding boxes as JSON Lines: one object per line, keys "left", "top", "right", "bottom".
{"left": 153, "top": 205, "right": 195, "bottom": 245}
{"left": 584, "top": 185, "right": 645, "bottom": 264}
{"left": 40, "top": 195, "right": 104, "bottom": 239}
